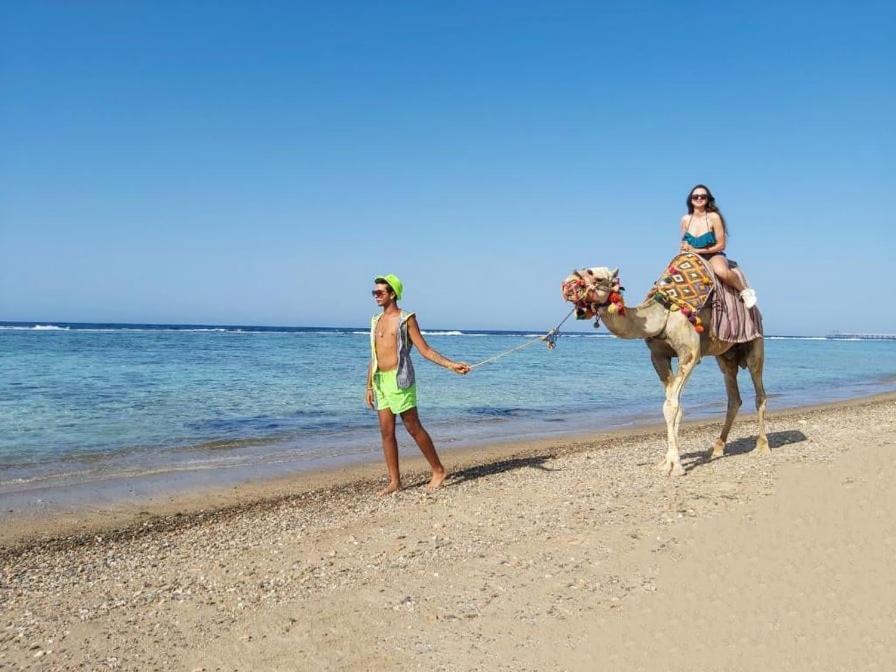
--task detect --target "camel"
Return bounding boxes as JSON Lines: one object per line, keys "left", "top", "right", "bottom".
{"left": 565, "top": 263, "right": 767, "bottom": 476}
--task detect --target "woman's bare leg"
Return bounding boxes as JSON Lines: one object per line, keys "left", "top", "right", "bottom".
{"left": 709, "top": 255, "right": 747, "bottom": 292}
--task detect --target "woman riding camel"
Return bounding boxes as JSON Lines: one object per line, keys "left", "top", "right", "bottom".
{"left": 679, "top": 184, "right": 758, "bottom": 309}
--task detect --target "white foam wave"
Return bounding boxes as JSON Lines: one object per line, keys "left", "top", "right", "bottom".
{"left": 0, "top": 324, "right": 71, "bottom": 331}
{"left": 767, "top": 336, "right": 828, "bottom": 341}
{"left": 421, "top": 330, "right": 465, "bottom": 336}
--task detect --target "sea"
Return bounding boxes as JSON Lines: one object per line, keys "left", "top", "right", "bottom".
{"left": 2, "top": 321, "right": 896, "bottom": 504}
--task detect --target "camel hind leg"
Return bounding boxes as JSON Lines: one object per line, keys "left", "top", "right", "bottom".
{"left": 710, "top": 351, "right": 742, "bottom": 459}
{"left": 745, "top": 338, "right": 769, "bottom": 454}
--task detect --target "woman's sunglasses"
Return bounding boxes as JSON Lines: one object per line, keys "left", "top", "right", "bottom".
{"left": 691, "top": 194, "right": 708, "bottom": 201}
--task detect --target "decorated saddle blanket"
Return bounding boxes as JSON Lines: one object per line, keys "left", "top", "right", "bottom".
{"left": 648, "top": 253, "right": 763, "bottom": 342}
{"left": 647, "top": 253, "right": 714, "bottom": 332}
{"left": 710, "top": 269, "right": 763, "bottom": 343}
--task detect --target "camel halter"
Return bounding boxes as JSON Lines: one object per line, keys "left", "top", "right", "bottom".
{"left": 560, "top": 270, "right": 626, "bottom": 328}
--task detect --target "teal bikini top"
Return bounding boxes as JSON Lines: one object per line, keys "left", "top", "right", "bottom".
{"left": 682, "top": 215, "right": 717, "bottom": 249}
{"left": 682, "top": 229, "right": 717, "bottom": 249}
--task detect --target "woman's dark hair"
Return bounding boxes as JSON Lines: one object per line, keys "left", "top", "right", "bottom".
{"left": 687, "top": 184, "right": 728, "bottom": 234}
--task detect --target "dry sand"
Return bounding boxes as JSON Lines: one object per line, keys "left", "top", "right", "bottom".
{"left": 2, "top": 393, "right": 895, "bottom": 671}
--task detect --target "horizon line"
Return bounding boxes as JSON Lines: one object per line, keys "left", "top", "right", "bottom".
{"left": 3, "top": 319, "right": 892, "bottom": 339}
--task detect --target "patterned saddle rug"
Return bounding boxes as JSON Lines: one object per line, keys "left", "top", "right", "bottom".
{"left": 648, "top": 253, "right": 714, "bottom": 332}
{"left": 647, "top": 253, "right": 763, "bottom": 342}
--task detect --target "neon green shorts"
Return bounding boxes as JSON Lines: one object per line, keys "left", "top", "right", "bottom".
{"left": 373, "top": 369, "right": 417, "bottom": 414}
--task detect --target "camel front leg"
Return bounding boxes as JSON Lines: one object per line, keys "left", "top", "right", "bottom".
{"left": 657, "top": 355, "right": 699, "bottom": 476}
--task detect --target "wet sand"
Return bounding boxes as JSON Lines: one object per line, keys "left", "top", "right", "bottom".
{"left": 2, "top": 393, "right": 895, "bottom": 670}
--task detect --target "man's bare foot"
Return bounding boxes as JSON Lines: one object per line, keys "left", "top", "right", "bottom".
{"left": 424, "top": 470, "right": 448, "bottom": 493}
{"left": 377, "top": 481, "right": 401, "bottom": 496}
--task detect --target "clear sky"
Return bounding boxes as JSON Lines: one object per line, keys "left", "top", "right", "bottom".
{"left": 2, "top": 1, "right": 893, "bottom": 335}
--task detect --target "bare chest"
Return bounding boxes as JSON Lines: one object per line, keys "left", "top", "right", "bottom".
{"left": 374, "top": 317, "right": 400, "bottom": 349}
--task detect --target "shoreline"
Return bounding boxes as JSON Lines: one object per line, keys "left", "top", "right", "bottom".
{"left": 4, "top": 389, "right": 895, "bottom": 552}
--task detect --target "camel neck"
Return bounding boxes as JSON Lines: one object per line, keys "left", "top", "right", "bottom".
{"left": 598, "top": 301, "right": 668, "bottom": 339}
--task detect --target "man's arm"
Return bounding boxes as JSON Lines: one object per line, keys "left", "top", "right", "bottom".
{"left": 407, "top": 316, "right": 470, "bottom": 374}
{"left": 365, "top": 359, "right": 375, "bottom": 408}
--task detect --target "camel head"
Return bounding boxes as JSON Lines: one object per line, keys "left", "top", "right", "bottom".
{"left": 561, "top": 267, "right": 620, "bottom": 319}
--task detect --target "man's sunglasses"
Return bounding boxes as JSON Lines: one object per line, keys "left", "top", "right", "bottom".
{"left": 372, "top": 289, "right": 389, "bottom": 297}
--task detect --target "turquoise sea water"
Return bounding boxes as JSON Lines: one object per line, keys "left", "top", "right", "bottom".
{"left": 2, "top": 322, "right": 896, "bottom": 496}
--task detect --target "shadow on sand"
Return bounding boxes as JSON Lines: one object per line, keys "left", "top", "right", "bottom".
{"left": 681, "top": 429, "right": 808, "bottom": 472}
{"left": 407, "top": 428, "right": 809, "bottom": 488}
{"left": 444, "top": 454, "right": 558, "bottom": 488}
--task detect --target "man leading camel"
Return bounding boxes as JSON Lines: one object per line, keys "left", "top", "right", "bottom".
{"left": 366, "top": 274, "right": 471, "bottom": 495}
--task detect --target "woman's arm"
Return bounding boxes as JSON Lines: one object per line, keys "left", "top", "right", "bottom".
{"left": 679, "top": 216, "right": 690, "bottom": 251}
{"left": 407, "top": 316, "right": 470, "bottom": 374}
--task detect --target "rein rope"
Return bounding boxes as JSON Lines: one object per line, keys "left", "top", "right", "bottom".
{"left": 468, "top": 307, "right": 576, "bottom": 370}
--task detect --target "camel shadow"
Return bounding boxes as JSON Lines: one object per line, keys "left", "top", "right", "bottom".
{"left": 681, "top": 429, "right": 808, "bottom": 471}
{"left": 445, "top": 454, "right": 558, "bottom": 487}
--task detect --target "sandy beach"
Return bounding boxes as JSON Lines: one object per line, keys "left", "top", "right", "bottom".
{"left": 2, "top": 393, "right": 895, "bottom": 671}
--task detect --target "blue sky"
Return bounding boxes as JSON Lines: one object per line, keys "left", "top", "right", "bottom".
{"left": 2, "top": 1, "right": 893, "bottom": 334}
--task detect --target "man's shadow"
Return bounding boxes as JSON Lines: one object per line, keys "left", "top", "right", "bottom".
{"left": 681, "top": 429, "right": 808, "bottom": 472}
{"left": 443, "top": 454, "right": 557, "bottom": 487}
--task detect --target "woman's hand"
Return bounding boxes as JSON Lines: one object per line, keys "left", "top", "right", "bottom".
{"left": 365, "top": 387, "right": 374, "bottom": 409}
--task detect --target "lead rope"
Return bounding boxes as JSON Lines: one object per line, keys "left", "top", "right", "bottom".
{"left": 468, "top": 307, "right": 576, "bottom": 370}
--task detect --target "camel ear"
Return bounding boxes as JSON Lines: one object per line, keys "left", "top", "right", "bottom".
{"left": 610, "top": 268, "right": 619, "bottom": 279}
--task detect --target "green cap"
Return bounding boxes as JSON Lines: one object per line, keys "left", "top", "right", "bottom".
{"left": 374, "top": 274, "right": 403, "bottom": 300}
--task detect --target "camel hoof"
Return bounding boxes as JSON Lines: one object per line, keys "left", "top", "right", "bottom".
{"left": 754, "top": 436, "right": 770, "bottom": 455}
{"left": 707, "top": 439, "right": 726, "bottom": 460}
{"left": 656, "top": 459, "right": 685, "bottom": 476}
